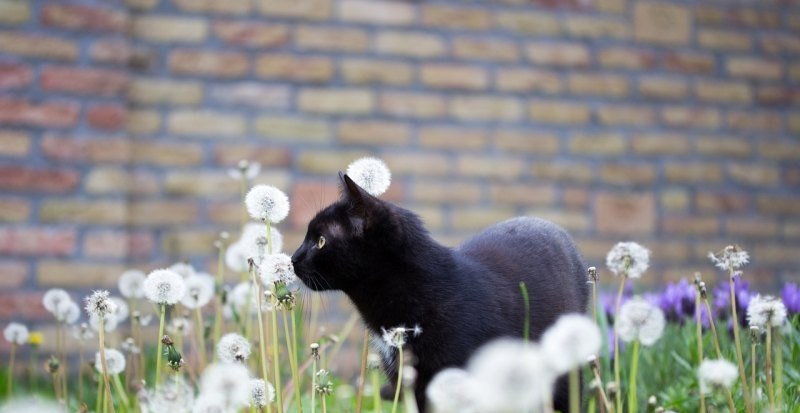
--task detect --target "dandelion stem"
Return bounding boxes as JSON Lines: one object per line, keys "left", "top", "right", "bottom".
{"left": 775, "top": 329, "right": 783, "bottom": 411}
{"left": 702, "top": 300, "right": 723, "bottom": 358}
{"left": 250, "top": 263, "right": 271, "bottom": 390}
{"left": 695, "top": 293, "right": 706, "bottom": 413}
{"left": 590, "top": 360, "right": 612, "bottom": 413}
{"left": 519, "top": 282, "right": 530, "bottom": 342}
{"left": 213, "top": 242, "right": 225, "bottom": 356}
{"left": 628, "top": 340, "right": 640, "bottom": 413}
{"left": 96, "top": 377, "right": 104, "bottom": 413}
{"left": 112, "top": 373, "right": 131, "bottom": 409}
{"left": 569, "top": 368, "right": 580, "bottom": 413}
{"left": 371, "top": 364, "right": 382, "bottom": 413}
{"left": 765, "top": 326, "right": 775, "bottom": 411}
{"left": 312, "top": 355, "right": 317, "bottom": 413}
{"left": 728, "top": 272, "right": 752, "bottom": 413}
{"left": 282, "top": 310, "right": 303, "bottom": 412}
{"left": 7, "top": 343, "right": 15, "bottom": 397}
{"left": 355, "top": 331, "right": 369, "bottom": 413}
{"left": 270, "top": 294, "right": 283, "bottom": 413}
{"left": 612, "top": 275, "right": 626, "bottom": 413}
{"left": 98, "top": 316, "right": 117, "bottom": 413}
{"left": 155, "top": 304, "right": 166, "bottom": 389}
{"left": 751, "top": 338, "right": 757, "bottom": 411}
{"left": 391, "top": 347, "right": 403, "bottom": 413}
{"left": 194, "top": 306, "right": 207, "bottom": 370}
{"left": 79, "top": 340, "right": 85, "bottom": 404}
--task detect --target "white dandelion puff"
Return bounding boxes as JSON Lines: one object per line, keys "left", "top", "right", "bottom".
{"left": 109, "top": 296, "right": 129, "bottom": 323}
{"left": 191, "top": 394, "right": 226, "bottom": 413}
{"left": 95, "top": 348, "right": 126, "bottom": 375}
{"left": 169, "top": 262, "right": 197, "bottom": 279}
{"left": 144, "top": 269, "right": 186, "bottom": 305}
{"left": 606, "top": 242, "right": 650, "bottom": 279}
{"left": 260, "top": 253, "right": 296, "bottom": 285}
{"left": 71, "top": 323, "right": 94, "bottom": 341}
{"left": 145, "top": 376, "right": 194, "bottom": 413}
{"left": 708, "top": 245, "right": 750, "bottom": 271}
{"left": 118, "top": 270, "right": 146, "bottom": 299}
{"left": 617, "top": 297, "right": 666, "bottom": 346}
{"left": 245, "top": 185, "right": 290, "bottom": 224}
{"left": 181, "top": 274, "right": 215, "bottom": 309}
{"left": 228, "top": 160, "right": 261, "bottom": 181}
{"left": 167, "top": 317, "right": 191, "bottom": 337}
{"left": 3, "top": 323, "right": 29, "bottom": 345}
{"left": 381, "top": 325, "right": 422, "bottom": 349}
{"left": 224, "top": 282, "right": 261, "bottom": 319}
{"left": 467, "top": 338, "right": 554, "bottom": 412}
{"left": 241, "top": 222, "right": 284, "bottom": 255}
{"left": 42, "top": 289, "right": 72, "bottom": 315}
{"left": 346, "top": 157, "right": 391, "bottom": 196}
{"left": 89, "top": 313, "right": 119, "bottom": 332}
{"left": 541, "top": 314, "right": 602, "bottom": 374}
{"left": 225, "top": 241, "right": 251, "bottom": 273}
{"left": 698, "top": 359, "right": 738, "bottom": 394}
{"left": 426, "top": 368, "right": 482, "bottom": 413}
{"left": 218, "top": 333, "right": 252, "bottom": 363}
{"left": 199, "top": 363, "right": 251, "bottom": 409}
{"left": 747, "top": 294, "right": 787, "bottom": 330}
{"left": 54, "top": 300, "right": 80, "bottom": 324}
{"left": 84, "top": 290, "right": 117, "bottom": 318}
{"left": 249, "top": 378, "right": 275, "bottom": 407}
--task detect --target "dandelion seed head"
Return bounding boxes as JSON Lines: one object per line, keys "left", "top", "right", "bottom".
{"left": 43, "top": 289, "right": 72, "bottom": 315}
{"left": 109, "top": 296, "right": 129, "bottom": 323}
{"left": 241, "top": 222, "right": 283, "bottom": 255}
{"left": 217, "top": 333, "right": 252, "bottom": 363}
{"left": 260, "top": 253, "right": 296, "bottom": 285}
{"left": 167, "top": 317, "right": 192, "bottom": 337}
{"left": 199, "top": 363, "right": 251, "bottom": 409}
{"left": 245, "top": 185, "right": 290, "bottom": 224}
{"left": 346, "top": 157, "right": 391, "bottom": 197}
{"left": 617, "top": 297, "right": 666, "bottom": 346}
{"left": 118, "top": 270, "right": 146, "bottom": 299}
{"left": 72, "top": 323, "right": 93, "bottom": 341}
{"left": 747, "top": 294, "right": 787, "bottom": 329}
{"left": 181, "top": 274, "right": 215, "bottom": 309}
{"left": 380, "top": 325, "right": 422, "bottom": 349}
{"left": 54, "top": 300, "right": 80, "bottom": 324}
{"left": 3, "top": 322, "right": 29, "bottom": 345}
{"left": 541, "top": 314, "right": 602, "bottom": 374}
{"left": 228, "top": 160, "right": 261, "bottom": 181}
{"left": 144, "top": 269, "right": 186, "bottom": 305}
{"left": 249, "top": 378, "right": 275, "bottom": 407}
{"left": 84, "top": 290, "right": 117, "bottom": 318}
{"left": 708, "top": 245, "right": 749, "bottom": 271}
{"left": 225, "top": 241, "right": 250, "bottom": 274}
{"left": 89, "top": 313, "right": 119, "bottom": 332}
{"left": 146, "top": 376, "right": 194, "bottom": 413}
{"left": 698, "top": 359, "right": 738, "bottom": 394}
{"left": 606, "top": 242, "right": 651, "bottom": 279}
{"left": 191, "top": 393, "right": 226, "bottom": 413}
{"left": 95, "top": 348, "right": 126, "bottom": 375}
{"left": 426, "top": 368, "right": 482, "bottom": 413}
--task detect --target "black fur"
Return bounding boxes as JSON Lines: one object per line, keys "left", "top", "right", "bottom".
{"left": 291, "top": 174, "right": 588, "bottom": 412}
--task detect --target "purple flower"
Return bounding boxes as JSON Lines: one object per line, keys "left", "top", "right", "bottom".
{"left": 601, "top": 281, "right": 633, "bottom": 323}
{"left": 782, "top": 283, "right": 800, "bottom": 315}
{"left": 713, "top": 277, "right": 751, "bottom": 327}
{"left": 657, "top": 279, "right": 696, "bottom": 323}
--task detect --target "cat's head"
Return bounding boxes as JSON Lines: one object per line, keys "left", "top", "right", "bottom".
{"left": 291, "top": 173, "right": 417, "bottom": 292}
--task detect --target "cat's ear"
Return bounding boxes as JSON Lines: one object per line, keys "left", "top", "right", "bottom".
{"left": 339, "top": 172, "right": 381, "bottom": 227}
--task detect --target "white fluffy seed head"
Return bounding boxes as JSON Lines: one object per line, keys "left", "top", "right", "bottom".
{"left": 55, "top": 300, "right": 80, "bottom": 324}
{"left": 747, "top": 294, "right": 787, "bottom": 329}
{"left": 467, "top": 338, "right": 554, "bottom": 412}
{"left": 84, "top": 290, "right": 117, "bottom": 318}
{"left": 698, "top": 359, "right": 738, "bottom": 394}
{"left": 3, "top": 322, "right": 29, "bottom": 345}
{"left": 241, "top": 222, "right": 283, "bottom": 255}
{"left": 260, "top": 253, "right": 296, "bottom": 285}
{"left": 249, "top": 378, "right": 275, "bottom": 407}
{"left": 169, "top": 262, "right": 196, "bottom": 278}
{"left": 606, "top": 242, "right": 651, "bottom": 279}
{"left": 218, "top": 333, "right": 252, "bottom": 363}
{"left": 191, "top": 394, "right": 226, "bottom": 413}
{"left": 541, "top": 314, "right": 602, "bottom": 374}
{"left": 617, "top": 297, "right": 666, "bottom": 346}
{"left": 245, "top": 185, "right": 290, "bottom": 223}
{"left": 43, "top": 289, "right": 71, "bottom": 314}
{"left": 346, "top": 157, "right": 391, "bottom": 197}
{"left": 144, "top": 269, "right": 186, "bottom": 305}
{"left": 225, "top": 241, "right": 250, "bottom": 274}
{"left": 426, "top": 368, "right": 482, "bottom": 413}
{"left": 708, "top": 245, "right": 750, "bottom": 271}
{"left": 95, "top": 348, "right": 126, "bottom": 375}
{"left": 89, "top": 313, "right": 119, "bottom": 332}
{"left": 381, "top": 325, "right": 422, "bottom": 349}
{"left": 199, "top": 363, "right": 252, "bottom": 409}
{"left": 146, "top": 376, "right": 195, "bottom": 413}
{"left": 118, "top": 270, "right": 146, "bottom": 299}
{"left": 109, "top": 296, "right": 129, "bottom": 323}
{"left": 224, "top": 282, "right": 261, "bottom": 319}
{"left": 181, "top": 274, "right": 215, "bottom": 309}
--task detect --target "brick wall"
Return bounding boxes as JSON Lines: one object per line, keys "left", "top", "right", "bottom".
{"left": 1, "top": 0, "right": 799, "bottom": 328}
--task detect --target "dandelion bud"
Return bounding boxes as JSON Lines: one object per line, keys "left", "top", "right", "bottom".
{"left": 166, "top": 346, "right": 184, "bottom": 372}
{"left": 606, "top": 381, "right": 618, "bottom": 399}
{"left": 587, "top": 267, "right": 598, "bottom": 283}
{"left": 310, "top": 342, "right": 320, "bottom": 360}
{"left": 403, "top": 365, "right": 418, "bottom": 387}
{"left": 589, "top": 378, "right": 601, "bottom": 391}
{"left": 750, "top": 326, "right": 760, "bottom": 342}
{"left": 648, "top": 395, "right": 657, "bottom": 406}
{"left": 47, "top": 356, "right": 60, "bottom": 374}
{"left": 315, "top": 369, "right": 334, "bottom": 395}
{"left": 367, "top": 353, "right": 381, "bottom": 370}
{"left": 221, "top": 231, "right": 229, "bottom": 240}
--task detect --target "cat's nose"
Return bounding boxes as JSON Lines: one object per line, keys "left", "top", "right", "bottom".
{"left": 291, "top": 247, "right": 305, "bottom": 266}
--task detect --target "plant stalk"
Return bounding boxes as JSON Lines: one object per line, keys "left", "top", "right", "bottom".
{"left": 728, "top": 272, "right": 752, "bottom": 413}
{"left": 390, "top": 347, "right": 404, "bottom": 413}
{"left": 155, "top": 304, "right": 166, "bottom": 389}
{"left": 613, "top": 276, "right": 626, "bottom": 413}
{"left": 98, "top": 316, "right": 117, "bottom": 413}
{"left": 628, "top": 340, "right": 640, "bottom": 413}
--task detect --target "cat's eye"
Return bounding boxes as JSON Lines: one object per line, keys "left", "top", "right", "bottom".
{"left": 317, "top": 235, "right": 326, "bottom": 249}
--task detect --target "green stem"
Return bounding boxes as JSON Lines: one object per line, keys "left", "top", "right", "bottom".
{"left": 7, "top": 343, "right": 15, "bottom": 397}
{"left": 312, "top": 357, "right": 317, "bottom": 413}
{"left": 728, "top": 273, "right": 752, "bottom": 413}
{"left": 695, "top": 294, "right": 706, "bottom": 413}
{"left": 519, "top": 282, "right": 530, "bottom": 342}
{"left": 391, "top": 347, "right": 403, "bottom": 413}
{"left": 194, "top": 307, "right": 207, "bottom": 370}
{"left": 751, "top": 340, "right": 757, "bottom": 411}
{"left": 98, "top": 316, "right": 117, "bottom": 413}
{"left": 776, "top": 329, "right": 783, "bottom": 411}
{"left": 155, "top": 304, "right": 166, "bottom": 389}
{"left": 766, "top": 327, "right": 775, "bottom": 411}
{"left": 213, "top": 242, "right": 225, "bottom": 357}
{"left": 703, "top": 299, "right": 723, "bottom": 358}
{"left": 250, "top": 265, "right": 270, "bottom": 387}
{"left": 112, "top": 373, "right": 131, "bottom": 410}
{"left": 613, "top": 276, "right": 626, "bottom": 413}
{"left": 270, "top": 297, "right": 283, "bottom": 412}
{"left": 569, "top": 368, "right": 580, "bottom": 413}
{"left": 282, "top": 311, "right": 303, "bottom": 412}
{"left": 355, "top": 331, "right": 369, "bottom": 413}
{"left": 79, "top": 342, "right": 85, "bottom": 404}
{"left": 628, "top": 340, "right": 640, "bottom": 413}
{"left": 371, "top": 367, "right": 382, "bottom": 413}
{"left": 96, "top": 375, "right": 103, "bottom": 413}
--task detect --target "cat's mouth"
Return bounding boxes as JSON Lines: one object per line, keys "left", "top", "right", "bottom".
{"left": 291, "top": 264, "right": 328, "bottom": 291}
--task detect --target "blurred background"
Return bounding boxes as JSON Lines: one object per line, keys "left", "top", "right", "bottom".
{"left": 0, "top": 0, "right": 798, "bottom": 352}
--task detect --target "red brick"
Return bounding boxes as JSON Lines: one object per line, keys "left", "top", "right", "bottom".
{"left": 565, "top": 16, "right": 629, "bottom": 39}
{"left": 421, "top": 4, "right": 490, "bottom": 30}
{"left": 36, "top": 261, "right": 127, "bottom": 288}
{"left": 660, "top": 106, "right": 721, "bottom": 129}
{"left": 419, "top": 126, "right": 487, "bottom": 150}
{"left": 638, "top": 77, "right": 688, "bottom": 100}
{"left": 0, "top": 226, "right": 75, "bottom": 256}
{"left": 85, "top": 167, "right": 159, "bottom": 195}
{"left": 83, "top": 230, "right": 154, "bottom": 259}
{"left": 256, "top": 53, "right": 333, "bottom": 83}
{"left": 757, "top": 196, "right": 800, "bottom": 215}
{"left": 258, "top": 0, "right": 331, "bottom": 20}
{"left": 87, "top": 104, "right": 127, "bottom": 131}
{"left": 375, "top": 31, "right": 446, "bottom": 58}
{"left": 41, "top": 3, "right": 127, "bottom": 32}
{"left": 696, "top": 136, "right": 751, "bottom": 158}
{"left": 492, "top": 130, "right": 559, "bottom": 154}
{"left": 665, "top": 163, "right": 723, "bottom": 183}
{"left": 595, "top": 192, "right": 655, "bottom": 235}
{"left": 758, "top": 140, "right": 800, "bottom": 160}
{"left": 169, "top": 50, "right": 249, "bottom": 78}
{"left": 727, "top": 57, "right": 783, "bottom": 80}
{"left": 0, "top": 31, "right": 78, "bottom": 61}
{"left": 694, "top": 80, "right": 752, "bottom": 104}
{"left": 450, "top": 96, "right": 522, "bottom": 121}
{"left": 214, "top": 144, "right": 291, "bottom": 167}
{"left": 208, "top": 82, "right": 290, "bottom": 109}
{"left": 0, "top": 197, "right": 30, "bottom": 222}
{"left": 0, "top": 0, "right": 30, "bottom": 25}
{"left": 696, "top": 192, "right": 750, "bottom": 213}
{"left": 529, "top": 100, "right": 590, "bottom": 124}
{"left": 495, "top": 12, "right": 560, "bottom": 36}
{"left": 661, "top": 216, "right": 719, "bottom": 236}
{"left": 694, "top": 5, "right": 781, "bottom": 29}
{"left": 490, "top": 183, "right": 556, "bottom": 206}
{"left": 0, "top": 292, "right": 48, "bottom": 320}
{"left": 0, "top": 130, "right": 30, "bottom": 157}
{"left": 601, "top": 163, "right": 657, "bottom": 185}
{"left": 634, "top": 2, "right": 690, "bottom": 45}
{"left": 597, "top": 106, "right": 655, "bottom": 126}
{"left": 0, "top": 98, "right": 79, "bottom": 128}
{"left": 728, "top": 163, "right": 780, "bottom": 187}
{"left": 383, "top": 153, "right": 451, "bottom": 176}
{"left": 40, "top": 135, "right": 130, "bottom": 163}
{"left": 212, "top": 21, "right": 289, "bottom": 47}
{"left": 598, "top": 47, "right": 656, "bottom": 70}
{"left": 340, "top": 59, "right": 413, "bottom": 86}
{"left": 760, "top": 34, "right": 800, "bottom": 55}
{"left": 456, "top": 155, "right": 525, "bottom": 179}
{"left": 40, "top": 66, "right": 127, "bottom": 96}
{"left": 568, "top": 73, "right": 628, "bottom": 97}
{"left": 569, "top": 132, "right": 627, "bottom": 156}
{"left": 756, "top": 86, "right": 800, "bottom": 106}
{"left": 420, "top": 64, "right": 488, "bottom": 91}
{"left": 0, "top": 166, "right": 80, "bottom": 193}
{"left": 663, "top": 52, "right": 716, "bottom": 74}
{"left": 0, "top": 61, "right": 32, "bottom": 89}
{"left": 289, "top": 180, "right": 339, "bottom": 227}
{"left": 526, "top": 42, "right": 590, "bottom": 67}
{"left": 727, "top": 111, "right": 783, "bottom": 133}
{"left": 632, "top": 133, "right": 691, "bottom": 155}
{"left": 174, "top": 0, "right": 250, "bottom": 14}
{"left": 698, "top": 29, "right": 752, "bottom": 51}
{"left": 295, "top": 25, "right": 368, "bottom": 52}
{"left": 531, "top": 162, "right": 593, "bottom": 183}
{"left": 413, "top": 181, "right": 482, "bottom": 204}
{"left": 0, "top": 260, "right": 27, "bottom": 288}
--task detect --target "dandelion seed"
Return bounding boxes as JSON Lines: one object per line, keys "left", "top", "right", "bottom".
{"left": 118, "top": 270, "right": 146, "bottom": 299}
{"left": 249, "top": 378, "right": 275, "bottom": 407}
{"left": 181, "top": 274, "right": 215, "bottom": 309}
{"left": 54, "top": 299, "right": 80, "bottom": 324}
{"left": 228, "top": 160, "right": 261, "bottom": 181}
{"left": 245, "top": 185, "right": 290, "bottom": 224}
{"left": 84, "top": 290, "right": 117, "bottom": 318}
{"left": 218, "top": 333, "right": 252, "bottom": 363}
{"left": 617, "top": 297, "right": 666, "bottom": 346}
{"left": 708, "top": 245, "right": 749, "bottom": 271}
{"left": 144, "top": 269, "right": 186, "bottom": 305}
{"left": 426, "top": 368, "right": 482, "bottom": 413}
{"left": 3, "top": 323, "right": 28, "bottom": 345}
{"left": 747, "top": 295, "right": 787, "bottom": 330}
{"left": 42, "top": 289, "right": 72, "bottom": 315}
{"left": 346, "top": 157, "right": 392, "bottom": 196}
{"left": 260, "top": 253, "right": 297, "bottom": 285}
{"left": 95, "top": 348, "right": 126, "bottom": 375}
{"left": 698, "top": 359, "right": 738, "bottom": 394}
{"left": 541, "top": 314, "right": 602, "bottom": 374}
{"left": 606, "top": 242, "right": 651, "bottom": 279}
{"left": 199, "top": 363, "right": 251, "bottom": 409}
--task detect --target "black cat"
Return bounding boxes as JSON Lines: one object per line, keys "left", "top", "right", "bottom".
{"left": 291, "top": 173, "right": 588, "bottom": 412}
